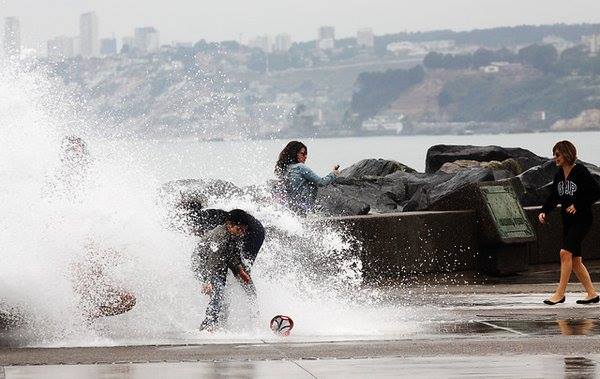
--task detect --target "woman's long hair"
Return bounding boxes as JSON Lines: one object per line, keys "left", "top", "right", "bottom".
{"left": 274, "top": 141, "right": 307, "bottom": 177}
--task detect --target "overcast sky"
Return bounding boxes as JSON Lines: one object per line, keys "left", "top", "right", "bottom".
{"left": 2, "top": 0, "right": 600, "bottom": 51}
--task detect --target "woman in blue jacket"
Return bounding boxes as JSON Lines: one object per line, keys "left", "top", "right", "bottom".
{"left": 275, "top": 141, "right": 339, "bottom": 214}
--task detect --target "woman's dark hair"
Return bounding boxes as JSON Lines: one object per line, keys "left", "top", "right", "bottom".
{"left": 274, "top": 141, "right": 307, "bottom": 177}
{"left": 553, "top": 140, "right": 577, "bottom": 165}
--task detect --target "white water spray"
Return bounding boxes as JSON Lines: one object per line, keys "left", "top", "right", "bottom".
{"left": 0, "top": 60, "right": 422, "bottom": 347}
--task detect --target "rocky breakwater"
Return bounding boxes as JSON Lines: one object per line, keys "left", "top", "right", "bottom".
{"left": 316, "top": 144, "right": 599, "bottom": 215}
{"left": 160, "top": 145, "right": 600, "bottom": 217}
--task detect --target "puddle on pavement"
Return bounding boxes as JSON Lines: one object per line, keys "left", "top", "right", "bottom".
{"left": 486, "top": 318, "right": 600, "bottom": 336}
{"left": 414, "top": 318, "right": 600, "bottom": 337}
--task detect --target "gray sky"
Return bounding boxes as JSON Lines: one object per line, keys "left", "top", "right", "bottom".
{"left": 2, "top": 0, "right": 600, "bottom": 52}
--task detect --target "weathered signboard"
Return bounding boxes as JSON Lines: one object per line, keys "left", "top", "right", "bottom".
{"left": 480, "top": 185, "right": 535, "bottom": 242}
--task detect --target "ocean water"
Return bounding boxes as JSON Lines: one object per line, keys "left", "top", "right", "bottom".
{"left": 99, "top": 131, "right": 600, "bottom": 187}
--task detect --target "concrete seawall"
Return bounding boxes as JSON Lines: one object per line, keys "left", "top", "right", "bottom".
{"left": 327, "top": 203, "right": 600, "bottom": 282}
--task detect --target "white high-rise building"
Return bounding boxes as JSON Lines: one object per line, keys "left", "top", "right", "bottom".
{"left": 582, "top": 34, "right": 600, "bottom": 55}
{"left": 47, "top": 36, "right": 75, "bottom": 59}
{"left": 4, "top": 17, "right": 21, "bottom": 58}
{"left": 591, "top": 34, "right": 600, "bottom": 55}
{"left": 357, "top": 28, "right": 374, "bottom": 48}
{"left": 274, "top": 34, "right": 292, "bottom": 52}
{"left": 134, "top": 27, "right": 160, "bottom": 53}
{"left": 79, "top": 12, "right": 99, "bottom": 57}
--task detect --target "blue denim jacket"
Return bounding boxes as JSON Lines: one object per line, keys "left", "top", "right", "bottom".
{"left": 283, "top": 163, "right": 336, "bottom": 213}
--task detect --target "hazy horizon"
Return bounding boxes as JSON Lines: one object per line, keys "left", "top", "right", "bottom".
{"left": 1, "top": 0, "right": 600, "bottom": 53}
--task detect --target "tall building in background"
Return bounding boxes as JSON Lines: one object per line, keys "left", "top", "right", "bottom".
{"left": 357, "top": 28, "right": 374, "bottom": 48}
{"left": 318, "top": 26, "right": 335, "bottom": 40}
{"left": 122, "top": 36, "right": 135, "bottom": 52}
{"left": 47, "top": 36, "right": 75, "bottom": 60}
{"left": 4, "top": 17, "right": 21, "bottom": 58}
{"left": 79, "top": 12, "right": 99, "bottom": 57}
{"left": 591, "top": 34, "right": 600, "bottom": 55}
{"left": 134, "top": 27, "right": 160, "bottom": 53}
{"left": 274, "top": 33, "right": 292, "bottom": 52}
{"left": 249, "top": 35, "right": 272, "bottom": 53}
{"left": 582, "top": 34, "right": 600, "bottom": 55}
{"left": 100, "top": 38, "right": 117, "bottom": 55}
{"left": 317, "top": 26, "right": 335, "bottom": 51}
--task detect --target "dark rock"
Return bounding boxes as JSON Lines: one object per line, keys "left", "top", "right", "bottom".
{"left": 340, "top": 159, "right": 416, "bottom": 179}
{"left": 426, "top": 145, "right": 547, "bottom": 174}
{"left": 492, "top": 169, "right": 514, "bottom": 181}
{"left": 316, "top": 184, "right": 371, "bottom": 216}
{"left": 384, "top": 171, "right": 452, "bottom": 199}
{"left": 438, "top": 158, "right": 522, "bottom": 176}
{"left": 428, "top": 168, "right": 495, "bottom": 206}
{"left": 317, "top": 176, "right": 407, "bottom": 215}
{"left": 404, "top": 168, "right": 495, "bottom": 211}
{"left": 517, "top": 160, "right": 557, "bottom": 206}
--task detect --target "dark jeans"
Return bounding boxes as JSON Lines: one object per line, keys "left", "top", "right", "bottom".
{"left": 203, "top": 261, "right": 257, "bottom": 326}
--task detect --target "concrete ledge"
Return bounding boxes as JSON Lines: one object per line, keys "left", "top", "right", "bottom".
{"left": 326, "top": 203, "right": 600, "bottom": 281}
{"left": 328, "top": 210, "right": 479, "bottom": 282}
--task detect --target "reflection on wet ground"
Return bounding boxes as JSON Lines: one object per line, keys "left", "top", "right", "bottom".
{"left": 417, "top": 318, "right": 600, "bottom": 338}
{"left": 2, "top": 355, "right": 600, "bottom": 379}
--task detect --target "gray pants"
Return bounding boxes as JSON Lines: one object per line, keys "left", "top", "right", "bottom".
{"left": 203, "top": 260, "right": 257, "bottom": 327}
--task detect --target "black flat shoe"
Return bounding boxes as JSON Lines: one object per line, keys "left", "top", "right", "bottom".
{"left": 543, "top": 296, "right": 565, "bottom": 305}
{"left": 576, "top": 295, "right": 600, "bottom": 304}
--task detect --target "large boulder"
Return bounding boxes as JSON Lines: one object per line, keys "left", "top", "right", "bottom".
{"left": 438, "top": 158, "right": 522, "bottom": 176}
{"left": 340, "top": 159, "right": 416, "bottom": 179}
{"left": 425, "top": 145, "right": 547, "bottom": 174}
{"left": 404, "top": 168, "right": 496, "bottom": 211}
{"left": 517, "top": 160, "right": 557, "bottom": 206}
{"left": 316, "top": 184, "right": 372, "bottom": 216}
{"left": 384, "top": 170, "right": 451, "bottom": 199}
{"left": 317, "top": 176, "right": 406, "bottom": 215}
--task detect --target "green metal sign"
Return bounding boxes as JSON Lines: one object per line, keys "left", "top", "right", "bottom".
{"left": 480, "top": 185, "right": 535, "bottom": 241}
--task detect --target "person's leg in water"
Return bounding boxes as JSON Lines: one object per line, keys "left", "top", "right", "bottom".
{"left": 200, "top": 266, "right": 227, "bottom": 331}
{"left": 572, "top": 257, "right": 599, "bottom": 302}
{"left": 546, "top": 249, "right": 573, "bottom": 304}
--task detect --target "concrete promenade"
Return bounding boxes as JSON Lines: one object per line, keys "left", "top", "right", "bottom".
{"left": 3, "top": 263, "right": 600, "bottom": 378}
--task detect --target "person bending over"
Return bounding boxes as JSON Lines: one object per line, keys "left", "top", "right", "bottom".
{"left": 274, "top": 140, "right": 339, "bottom": 214}
{"left": 181, "top": 202, "right": 265, "bottom": 267}
{"left": 190, "top": 209, "right": 261, "bottom": 331}
{"left": 539, "top": 141, "right": 600, "bottom": 305}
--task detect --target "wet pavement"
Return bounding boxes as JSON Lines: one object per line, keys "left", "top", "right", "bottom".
{"left": 2, "top": 355, "right": 600, "bottom": 378}
{"left": 3, "top": 271, "right": 600, "bottom": 377}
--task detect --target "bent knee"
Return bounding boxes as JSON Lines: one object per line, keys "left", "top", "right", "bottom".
{"left": 560, "top": 249, "right": 573, "bottom": 260}
{"left": 572, "top": 256, "right": 584, "bottom": 266}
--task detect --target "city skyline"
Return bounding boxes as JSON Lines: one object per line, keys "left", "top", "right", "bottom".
{"left": 1, "top": 0, "right": 600, "bottom": 54}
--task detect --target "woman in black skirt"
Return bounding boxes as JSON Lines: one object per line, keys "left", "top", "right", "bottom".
{"left": 539, "top": 140, "right": 600, "bottom": 305}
